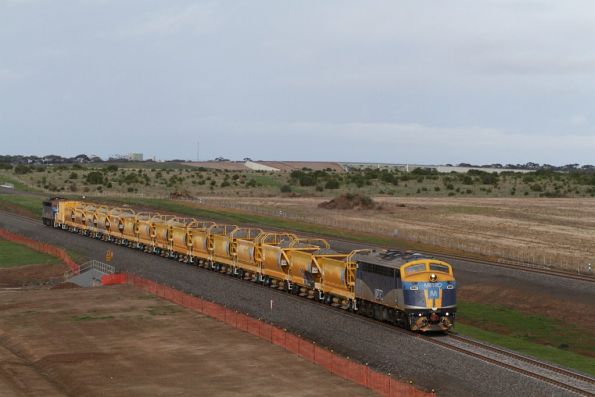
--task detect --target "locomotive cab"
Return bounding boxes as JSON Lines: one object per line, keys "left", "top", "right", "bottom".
{"left": 401, "top": 260, "right": 456, "bottom": 332}
{"left": 354, "top": 250, "right": 456, "bottom": 332}
{"left": 42, "top": 197, "right": 63, "bottom": 226}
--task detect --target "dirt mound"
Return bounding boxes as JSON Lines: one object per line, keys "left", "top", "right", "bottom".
{"left": 169, "top": 190, "right": 194, "bottom": 200}
{"left": 318, "top": 194, "right": 380, "bottom": 210}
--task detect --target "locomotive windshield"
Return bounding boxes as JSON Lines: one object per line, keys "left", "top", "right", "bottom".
{"left": 429, "top": 263, "right": 450, "bottom": 274}
{"left": 404, "top": 263, "right": 426, "bottom": 275}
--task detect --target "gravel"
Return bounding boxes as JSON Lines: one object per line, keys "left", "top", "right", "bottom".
{"left": 0, "top": 210, "right": 581, "bottom": 397}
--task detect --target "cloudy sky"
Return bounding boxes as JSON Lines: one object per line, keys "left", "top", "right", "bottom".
{"left": 1, "top": 1, "right": 594, "bottom": 164}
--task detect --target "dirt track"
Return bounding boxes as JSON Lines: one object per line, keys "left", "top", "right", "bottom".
{"left": 0, "top": 285, "right": 375, "bottom": 397}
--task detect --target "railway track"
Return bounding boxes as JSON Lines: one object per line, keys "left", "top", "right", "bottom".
{"left": 445, "top": 334, "right": 595, "bottom": 389}
{"left": 206, "top": 266, "right": 595, "bottom": 396}
{"left": 325, "top": 236, "right": 595, "bottom": 283}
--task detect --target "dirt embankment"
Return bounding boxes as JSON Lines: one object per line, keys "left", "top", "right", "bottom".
{"left": 0, "top": 263, "right": 68, "bottom": 288}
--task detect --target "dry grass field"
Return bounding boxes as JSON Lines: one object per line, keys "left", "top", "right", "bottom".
{"left": 194, "top": 196, "right": 595, "bottom": 272}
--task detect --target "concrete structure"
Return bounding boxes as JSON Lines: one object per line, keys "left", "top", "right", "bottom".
{"left": 245, "top": 160, "right": 280, "bottom": 171}
{"left": 128, "top": 153, "right": 144, "bottom": 161}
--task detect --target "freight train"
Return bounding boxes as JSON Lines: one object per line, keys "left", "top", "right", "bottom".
{"left": 42, "top": 198, "right": 456, "bottom": 332}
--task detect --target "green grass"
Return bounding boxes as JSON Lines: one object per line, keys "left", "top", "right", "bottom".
{"left": 455, "top": 301, "right": 595, "bottom": 375}
{"left": 0, "top": 173, "right": 42, "bottom": 193}
{"left": 0, "top": 194, "right": 45, "bottom": 217}
{"left": 0, "top": 239, "right": 60, "bottom": 268}
{"left": 250, "top": 174, "right": 283, "bottom": 187}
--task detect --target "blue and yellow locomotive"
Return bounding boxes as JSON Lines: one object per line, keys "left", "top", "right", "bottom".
{"left": 354, "top": 250, "right": 456, "bottom": 331}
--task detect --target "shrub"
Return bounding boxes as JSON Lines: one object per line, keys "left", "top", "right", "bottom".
{"left": 325, "top": 179, "right": 340, "bottom": 189}
{"left": 86, "top": 171, "right": 104, "bottom": 184}
{"left": 462, "top": 176, "right": 474, "bottom": 185}
{"left": 13, "top": 164, "right": 32, "bottom": 174}
{"left": 69, "top": 172, "right": 78, "bottom": 179}
{"left": 280, "top": 185, "right": 292, "bottom": 193}
{"left": 299, "top": 174, "right": 316, "bottom": 186}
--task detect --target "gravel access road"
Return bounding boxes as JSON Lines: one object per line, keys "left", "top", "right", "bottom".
{"left": 0, "top": 210, "right": 587, "bottom": 397}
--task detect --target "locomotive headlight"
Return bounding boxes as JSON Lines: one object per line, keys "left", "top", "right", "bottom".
{"left": 445, "top": 312, "right": 449, "bottom": 316}
{"left": 430, "top": 273, "right": 437, "bottom": 282}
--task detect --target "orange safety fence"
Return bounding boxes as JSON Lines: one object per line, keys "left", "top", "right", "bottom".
{"left": 121, "top": 272, "right": 434, "bottom": 397}
{"left": 101, "top": 273, "right": 126, "bottom": 286}
{"left": 0, "top": 228, "right": 79, "bottom": 273}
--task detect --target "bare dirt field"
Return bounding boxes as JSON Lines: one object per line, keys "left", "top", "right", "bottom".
{"left": 0, "top": 285, "right": 376, "bottom": 397}
{"left": 0, "top": 263, "right": 67, "bottom": 288}
{"left": 197, "top": 196, "right": 595, "bottom": 271}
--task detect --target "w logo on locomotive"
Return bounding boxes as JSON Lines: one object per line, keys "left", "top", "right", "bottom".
{"left": 428, "top": 288, "right": 440, "bottom": 299}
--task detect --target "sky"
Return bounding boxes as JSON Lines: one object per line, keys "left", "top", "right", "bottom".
{"left": 1, "top": 0, "right": 594, "bottom": 165}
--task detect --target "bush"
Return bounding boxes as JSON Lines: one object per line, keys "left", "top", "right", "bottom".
{"left": 106, "top": 165, "right": 118, "bottom": 172}
{"left": 325, "top": 179, "right": 340, "bottom": 189}
{"left": 86, "top": 171, "right": 104, "bottom": 184}
{"left": 299, "top": 174, "right": 316, "bottom": 186}
{"left": 69, "top": 172, "right": 78, "bottom": 179}
{"left": 13, "top": 164, "right": 32, "bottom": 174}
{"left": 462, "top": 175, "right": 474, "bottom": 185}
{"left": 530, "top": 184, "right": 543, "bottom": 192}
{"left": 280, "top": 185, "right": 292, "bottom": 193}
{"left": 246, "top": 178, "right": 257, "bottom": 188}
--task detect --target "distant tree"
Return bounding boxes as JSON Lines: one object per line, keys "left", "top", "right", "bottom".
{"left": 325, "top": 179, "right": 340, "bottom": 189}
{"left": 13, "top": 164, "right": 32, "bottom": 174}
{"left": 86, "top": 171, "right": 104, "bottom": 184}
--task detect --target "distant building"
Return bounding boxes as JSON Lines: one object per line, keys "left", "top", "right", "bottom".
{"left": 128, "top": 153, "right": 143, "bottom": 161}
